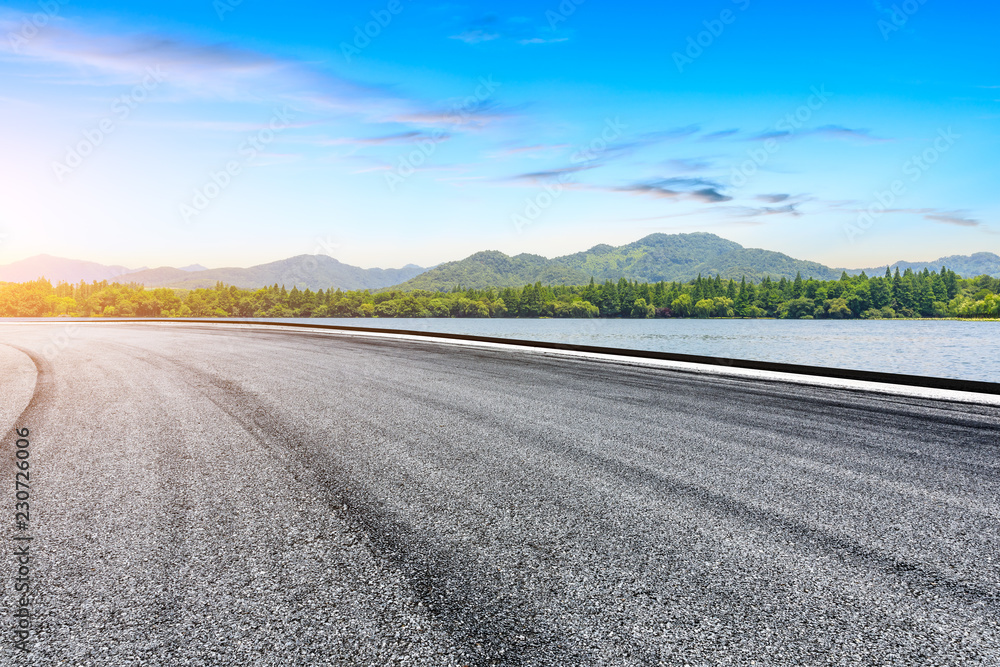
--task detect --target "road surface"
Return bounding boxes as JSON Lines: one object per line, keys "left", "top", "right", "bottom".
{"left": 1, "top": 322, "right": 998, "bottom": 666}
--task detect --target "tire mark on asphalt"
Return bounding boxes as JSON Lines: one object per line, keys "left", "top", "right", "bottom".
{"left": 530, "top": 426, "right": 1000, "bottom": 615}
{"left": 0, "top": 344, "right": 55, "bottom": 646}
{"left": 381, "top": 363, "right": 1000, "bottom": 616}
{"left": 27, "top": 338, "right": 204, "bottom": 659}
{"left": 270, "top": 328, "right": 1000, "bottom": 460}
{"left": 1, "top": 344, "right": 52, "bottom": 445}
{"left": 119, "top": 341, "right": 577, "bottom": 667}
{"left": 147, "top": 411, "right": 198, "bottom": 660}
{"left": 76, "top": 327, "right": 1000, "bottom": 662}
{"left": 160, "top": 328, "right": 1000, "bottom": 615}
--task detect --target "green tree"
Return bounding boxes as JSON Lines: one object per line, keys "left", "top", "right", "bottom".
{"left": 780, "top": 297, "right": 815, "bottom": 319}
{"left": 671, "top": 294, "right": 693, "bottom": 317}
{"left": 693, "top": 299, "right": 714, "bottom": 318}
{"left": 631, "top": 298, "right": 655, "bottom": 319}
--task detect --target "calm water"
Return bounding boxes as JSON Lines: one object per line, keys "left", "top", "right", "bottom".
{"left": 262, "top": 318, "right": 1000, "bottom": 384}
{"left": 12, "top": 318, "right": 996, "bottom": 383}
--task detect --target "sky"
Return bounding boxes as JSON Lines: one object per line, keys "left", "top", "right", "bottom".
{"left": 0, "top": 0, "right": 997, "bottom": 270}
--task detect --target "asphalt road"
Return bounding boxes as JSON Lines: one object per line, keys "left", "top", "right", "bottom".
{"left": 1, "top": 322, "right": 998, "bottom": 666}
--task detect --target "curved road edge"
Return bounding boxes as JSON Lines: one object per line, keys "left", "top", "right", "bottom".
{"left": 30, "top": 319, "right": 998, "bottom": 406}
{"left": 0, "top": 343, "right": 41, "bottom": 442}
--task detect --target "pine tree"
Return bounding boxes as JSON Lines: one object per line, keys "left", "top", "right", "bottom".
{"left": 792, "top": 271, "right": 804, "bottom": 298}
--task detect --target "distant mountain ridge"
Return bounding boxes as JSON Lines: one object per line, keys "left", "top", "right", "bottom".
{"left": 393, "top": 233, "right": 887, "bottom": 291}
{"left": 2, "top": 234, "right": 997, "bottom": 292}
{"left": 856, "top": 253, "right": 1000, "bottom": 280}
{"left": 0, "top": 254, "right": 144, "bottom": 284}
{"left": 0, "top": 254, "right": 426, "bottom": 291}
{"left": 126, "top": 256, "right": 426, "bottom": 291}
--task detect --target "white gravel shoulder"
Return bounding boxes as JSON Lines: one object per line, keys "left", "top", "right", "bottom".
{"left": 194, "top": 322, "right": 1000, "bottom": 407}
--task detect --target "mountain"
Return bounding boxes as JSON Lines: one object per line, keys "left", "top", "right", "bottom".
{"left": 0, "top": 254, "right": 142, "bottom": 283}
{"left": 855, "top": 253, "right": 1000, "bottom": 279}
{"left": 394, "top": 233, "right": 847, "bottom": 291}
{"left": 124, "top": 255, "right": 426, "bottom": 291}
{"left": 388, "top": 250, "right": 594, "bottom": 289}
{"left": 0, "top": 254, "right": 425, "bottom": 291}
{"left": 392, "top": 233, "right": 1000, "bottom": 291}
{"left": 4, "top": 237, "right": 996, "bottom": 293}
{"left": 118, "top": 267, "right": 193, "bottom": 285}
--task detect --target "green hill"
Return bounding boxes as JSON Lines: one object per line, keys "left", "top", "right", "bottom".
{"left": 394, "top": 233, "right": 845, "bottom": 291}
{"left": 8, "top": 236, "right": 996, "bottom": 294}
{"left": 394, "top": 250, "right": 592, "bottom": 290}
{"left": 857, "top": 253, "right": 1000, "bottom": 279}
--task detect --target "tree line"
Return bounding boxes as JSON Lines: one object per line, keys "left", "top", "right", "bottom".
{"left": 2, "top": 266, "right": 999, "bottom": 319}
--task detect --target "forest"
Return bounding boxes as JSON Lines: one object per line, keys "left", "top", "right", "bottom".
{"left": 1, "top": 266, "right": 999, "bottom": 320}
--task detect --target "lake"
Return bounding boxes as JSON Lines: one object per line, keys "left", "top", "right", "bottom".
{"left": 267, "top": 318, "right": 1000, "bottom": 384}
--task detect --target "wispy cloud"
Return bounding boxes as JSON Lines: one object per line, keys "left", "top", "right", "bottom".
{"left": 507, "top": 170, "right": 732, "bottom": 205}
{"left": 728, "top": 204, "right": 801, "bottom": 217}
{"left": 388, "top": 102, "right": 511, "bottom": 130}
{"left": 351, "top": 160, "right": 471, "bottom": 176}
{"left": 748, "top": 125, "right": 888, "bottom": 143}
{"left": 641, "top": 125, "right": 701, "bottom": 142}
{"left": 701, "top": 129, "right": 740, "bottom": 141}
{"left": 756, "top": 193, "right": 791, "bottom": 203}
{"left": 492, "top": 143, "right": 570, "bottom": 158}
{"left": 450, "top": 30, "right": 501, "bottom": 44}
{"left": 615, "top": 177, "right": 732, "bottom": 203}
{"left": 323, "top": 131, "right": 449, "bottom": 147}
{"left": 809, "top": 125, "right": 889, "bottom": 143}
{"left": 566, "top": 125, "right": 705, "bottom": 165}
{"left": 249, "top": 152, "right": 303, "bottom": 167}
{"left": 1, "top": 25, "right": 289, "bottom": 97}
{"left": 925, "top": 213, "right": 980, "bottom": 227}
{"left": 751, "top": 130, "right": 790, "bottom": 141}
{"left": 511, "top": 165, "right": 597, "bottom": 182}
{"left": 836, "top": 204, "right": 982, "bottom": 228}
{"left": 502, "top": 124, "right": 706, "bottom": 184}
{"left": 0, "top": 16, "right": 498, "bottom": 133}
{"left": 0, "top": 26, "right": 278, "bottom": 77}
{"left": 518, "top": 37, "right": 569, "bottom": 45}
{"left": 448, "top": 14, "right": 572, "bottom": 47}
{"left": 133, "top": 119, "right": 321, "bottom": 132}
{"left": 664, "top": 157, "right": 715, "bottom": 172}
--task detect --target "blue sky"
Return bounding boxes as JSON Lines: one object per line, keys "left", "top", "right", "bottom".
{"left": 0, "top": 0, "right": 997, "bottom": 270}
